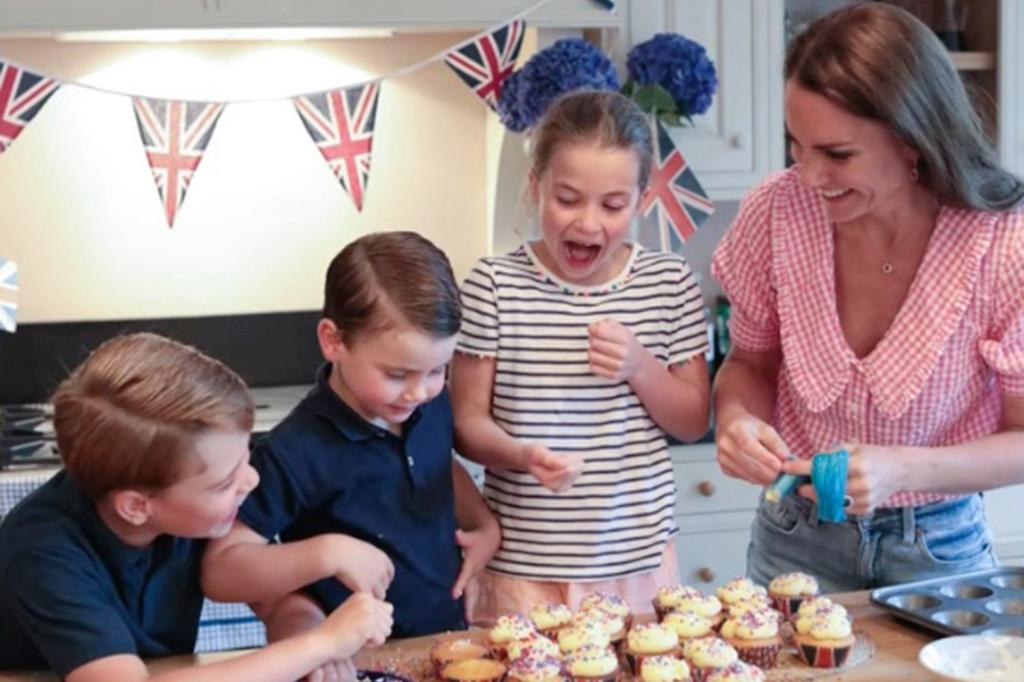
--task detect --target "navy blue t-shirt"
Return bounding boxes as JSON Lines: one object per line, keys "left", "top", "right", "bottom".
{"left": 239, "top": 365, "right": 465, "bottom": 638}
{"left": 0, "top": 471, "right": 205, "bottom": 676}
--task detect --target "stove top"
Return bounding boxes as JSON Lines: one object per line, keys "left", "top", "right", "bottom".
{"left": 0, "top": 385, "right": 309, "bottom": 471}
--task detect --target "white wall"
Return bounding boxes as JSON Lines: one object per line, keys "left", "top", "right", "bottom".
{"left": 0, "top": 34, "right": 491, "bottom": 323}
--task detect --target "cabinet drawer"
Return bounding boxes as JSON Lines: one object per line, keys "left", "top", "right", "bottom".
{"left": 675, "top": 526, "right": 752, "bottom": 588}
{"left": 673, "top": 460, "right": 761, "bottom": 516}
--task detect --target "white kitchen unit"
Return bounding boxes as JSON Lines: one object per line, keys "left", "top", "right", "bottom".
{"left": 627, "top": 0, "right": 786, "bottom": 201}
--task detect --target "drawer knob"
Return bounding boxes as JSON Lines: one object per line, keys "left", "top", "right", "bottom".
{"left": 697, "top": 567, "right": 715, "bottom": 583}
{"left": 697, "top": 481, "right": 716, "bottom": 497}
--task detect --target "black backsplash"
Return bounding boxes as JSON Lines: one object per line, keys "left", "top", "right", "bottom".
{"left": 0, "top": 311, "right": 323, "bottom": 404}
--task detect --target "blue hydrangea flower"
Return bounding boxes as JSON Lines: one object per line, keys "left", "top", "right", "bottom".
{"left": 497, "top": 37, "right": 620, "bottom": 132}
{"left": 627, "top": 33, "right": 717, "bottom": 116}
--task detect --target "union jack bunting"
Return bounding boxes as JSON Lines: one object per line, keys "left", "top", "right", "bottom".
{"left": 637, "top": 118, "right": 715, "bottom": 254}
{"left": 132, "top": 97, "right": 225, "bottom": 227}
{"left": 294, "top": 82, "right": 380, "bottom": 212}
{"left": 0, "top": 62, "right": 60, "bottom": 155}
{"left": 0, "top": 258, "right": 17, "bottom": 333}
{"left": 444, "top": 19, "right": 525, "bottom": 111}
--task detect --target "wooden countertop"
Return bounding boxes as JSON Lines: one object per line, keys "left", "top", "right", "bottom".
{"left": 0, "top": 591, "right": 946, "bottom": 681}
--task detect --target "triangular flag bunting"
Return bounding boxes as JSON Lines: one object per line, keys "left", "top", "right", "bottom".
{"left": 294, "top": 82, "right": 380, "bottom": 212}
{"left": 444, "top": 19, "right": 525, "bottom": 111}
{"left": 0, "top": 62, "right": 60, "bottom": 155}
{"left": 132, "top": 97, "right": 225, "bottom": 227}
{"left": 637, "top": 118, "right": 715, "bottom": 253}
{"left": 0, "top": 258, "right": 18, "bottom": 333}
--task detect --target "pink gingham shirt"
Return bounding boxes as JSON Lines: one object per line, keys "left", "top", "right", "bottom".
{"left": 712, "top": 168, "right": 1024, "bottom": 508}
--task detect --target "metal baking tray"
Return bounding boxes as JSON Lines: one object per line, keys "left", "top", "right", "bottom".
{"left": 870, "top": 566, "right": 1024, "bottom": 637}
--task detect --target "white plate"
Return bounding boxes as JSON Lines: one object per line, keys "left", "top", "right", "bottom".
{"left": 919, "top": 635, "right": 1024, "bottom": 681}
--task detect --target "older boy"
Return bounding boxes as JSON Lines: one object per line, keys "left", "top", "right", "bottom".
{"left": 0, "top": 333, "right": 391, "bottom": 681}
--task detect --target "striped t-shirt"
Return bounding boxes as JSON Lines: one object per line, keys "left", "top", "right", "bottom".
{"left": 456, "top": 242, "right": 708, "bottom": 581}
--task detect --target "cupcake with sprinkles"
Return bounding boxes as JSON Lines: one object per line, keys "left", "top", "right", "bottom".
{"left": 640, "top": 655, "right": 692, "bottom": 682}
{"left": 704, "top": 661, "right": 765, "bottom": 682}
{"left": 573, "top": 608, "right": 626, "bottom": 655}
{"left": 767, "top": 572, "right": 819, "bottom": 618}
{"left": 624, "top": 622, "right": 681, "bottom": 677}
{"left": 654, "top": 585, "right": 702, "bottom": 621}
{"left": 718, "top": 609, "right": 783, "bottom": 669}
{"left": 725, "top": 591, "right": 777, "bottom": 621}
{"left": 565, "top": 643, "right": 620, "bottom": 682}
{"left": 794, "top": 608, "right": 856, "bottom": 669}
{"left": 715, "top": 578, "right": 766, "bottom": 608}
{"left": 507, "top": 633, "right": 562, "bottom": 663}
{"left": 682, "top": 637, "right": 738, "bottom": 682}
{"left": 529, "top": 600, "right": 573, "bottom": 639}
{"left": 662, "top": 610, "right": 714, "bottom": 646}
{"left": 431, "top": 638, "right": 493, "bottom": 678}
{"left": 579, "top": 591, "right": 634, "bottom": 630}
{"left": 796, "top": 595, "right": 848, "bottom": 622}
{"left": 488, "top": 613, "right": 537, "bottom": 661}
{"left": 505, "top": 652, "right": 565, "bottom": 682}
{"left": 668, "top": 590, "right": 725, "bottom": 630}
{"left": 558, "top": 621, "right": 612, "bottom": 657}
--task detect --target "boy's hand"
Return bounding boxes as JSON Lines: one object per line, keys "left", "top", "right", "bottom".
{"left": 451, "top": 522, "right": 500, "bottom": 599}
{"left": 588, "top": 319, "right": 645, "bottom": 382}
{"left": 329, "top": 535, "right": 395, "bottom": 599}
{"left": 320, "top": 592, "right": 393, "bottom": 658}
{"left": 522, "top": 443, "right": 584, "bottom": 492}
{"left": 305, "top": 657, "right": 358, "bottom": 682}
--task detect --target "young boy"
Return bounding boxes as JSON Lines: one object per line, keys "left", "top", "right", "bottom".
{"left": 0, "top": 333, "right": 392, "bottom": 681}
{"left": 202, "top": 232, "right": 500, "bottom": 639}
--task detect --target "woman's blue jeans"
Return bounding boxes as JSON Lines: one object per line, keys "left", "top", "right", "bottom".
{"left": 746, "top": 492, "right": 997, "bottom": 592}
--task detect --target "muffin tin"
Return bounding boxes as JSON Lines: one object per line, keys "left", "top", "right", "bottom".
{"left": 870, "top": 567, "right": 1024, "bottom": 637}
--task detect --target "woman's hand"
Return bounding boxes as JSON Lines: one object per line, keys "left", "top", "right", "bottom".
{"left": 784, "top": 443, "right": 907, "bottom": 514}
{"left": 715, "top": 413, "right": 789, "bottom": 485}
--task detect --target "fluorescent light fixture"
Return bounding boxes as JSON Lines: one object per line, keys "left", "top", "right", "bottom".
{"left": 55, "top": 27, "right": 395, "bottom": 42}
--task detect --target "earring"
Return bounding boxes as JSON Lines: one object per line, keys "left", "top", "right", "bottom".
{"left": 909, "top": 164, "right": 920, "bottom": 182}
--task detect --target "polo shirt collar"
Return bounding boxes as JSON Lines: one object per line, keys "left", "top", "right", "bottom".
{"left": 305, "top": 363, "right": 423, "bottom": 441}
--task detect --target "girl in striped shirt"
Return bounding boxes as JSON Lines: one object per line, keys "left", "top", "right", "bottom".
{"left": 450, "top": 90, "right": 711, "bottom": 622}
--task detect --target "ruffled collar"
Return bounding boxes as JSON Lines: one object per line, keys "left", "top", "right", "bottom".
{"left": 772, "top": 172, "right": 997, "bottom": 420}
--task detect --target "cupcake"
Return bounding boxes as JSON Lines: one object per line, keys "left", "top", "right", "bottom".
{"left": 579, "top": 592, "right": 634, "bottom": 630}
{"left": 682, "top": 637, "right": 738, "bottom": 682}
{"left": 431, "top": 638, "right": 492, "bottom": 678}
{"left": 505, "top": 653, "right": 565, "bottom": 682}
{"left": 507, "top": 633, "right": 562, "bottom": 663}
{"left": 669, "top": 591, "right": 725, "bottom": 630}
{"left": 565, "top": 643, "right": 620, "bottom": 682}
{"left": 767, "top": 572, "right": 818, "bottom": 618}
{"left": 725, "top": 596, "right": 783, "bottom": 625}
{"left": 718, "top": 610, "right": 782, "bottom": 669}
{"left": 661, "top": 610, "right": 714, "bottom": 645}
{"left": 558, "top": 622, "right": 612, "bottom": 656}
{"left": 704, "top": 661, "right": 765, "bottom": 682}
{"left": 794, "top": 609, "right": 856, "bottom": 668}
{"left": 529, "top": 601, "right": 573, "bottom": 639}
{"left": 796, "top": 595, "right": 848, "bottom": 621}
{"left": 640, "top": 655, "right": 692, "bottom": 682}
{"left": 573, "top": 608, "right": 626, "bottom": 655}
{"left": 715, "top": 578, "right": 767, "bottom": 608}
{"left": 440, "top": 657, "right": 507, "bottom": 682}
{"left": 654, "top": 585, "right": 702, "bottom": 620}
{"left": 624, "top": 623, "right": 681, "bottom": 676}
{"left": 488, "top": 613, "right": 537, "bottom": 660}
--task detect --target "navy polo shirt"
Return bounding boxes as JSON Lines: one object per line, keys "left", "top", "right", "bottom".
{"left": 0, "top": 471, "right": 205, "bottom": 676}
{"left": 239, "top": 364, "right": 465, "bottom": 638}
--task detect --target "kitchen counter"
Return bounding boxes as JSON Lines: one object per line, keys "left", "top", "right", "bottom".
{"left": 0, "top": 590, "right": 947, "bottom": 681}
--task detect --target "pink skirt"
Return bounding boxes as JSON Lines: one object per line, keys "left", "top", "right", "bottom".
{"left": 466, "top": 539, "right": 679, "bottom": 627}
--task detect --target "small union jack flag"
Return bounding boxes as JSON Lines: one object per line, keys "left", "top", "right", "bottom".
{"left": 132, "top": 97, "right": 224, "bottom": 227}
{"left": 294, "top": 82, "right": 380, "bottom": 212}
{"left": 637, "top": 118, "right": 715, "bottom": 254}
{"left": 444, "top": 19, "right": 525, "bottom": 111}
{"left": 0, "top": 258, "right": 18, "bottom": 333}
{"left": 0, "top": 62, "right": 60, "bottom": 155}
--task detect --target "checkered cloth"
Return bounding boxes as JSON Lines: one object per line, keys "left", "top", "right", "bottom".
{"left": 0, "top": 466, "right": 266, "bottom": 652}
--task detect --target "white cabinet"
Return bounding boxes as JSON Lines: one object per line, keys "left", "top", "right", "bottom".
{"left": 670, "top": 443, "right": 758, "bottom": 586}
{"left": 627, "top": 0, "right": 786, "bottom": 200}
{"left": 984, "top": 485, "right": 1024, "bottom": 566}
